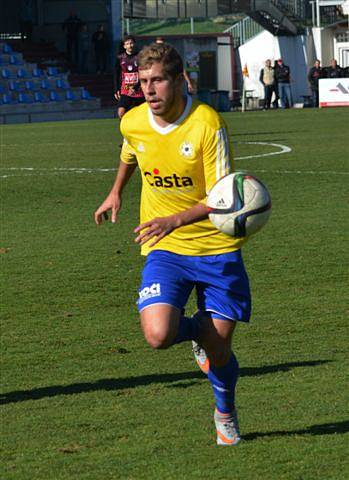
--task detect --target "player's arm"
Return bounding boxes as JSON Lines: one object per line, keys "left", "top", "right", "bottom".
{"left": 94, "top": 160, "right": 136, "bottom": 225}
{"left": 134, "top": 202, "right": 210, "bottom": 247}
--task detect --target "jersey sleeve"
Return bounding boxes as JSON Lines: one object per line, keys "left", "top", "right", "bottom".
{"left": 120, "top": 138, "right": 138, "bottom": 165}
{"left": 201, "top": 121, "right": 234, "bottom": 200}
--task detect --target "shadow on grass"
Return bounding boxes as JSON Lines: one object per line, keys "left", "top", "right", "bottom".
{"left": 1, "top": 359, "right": 329, "bottom": 405}
{"left": 244, "top": 420, "right": 349, "bottom": 441}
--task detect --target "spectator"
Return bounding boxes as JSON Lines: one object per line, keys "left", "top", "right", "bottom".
{"left": 78, "top": 24, "right": 90, "bottom": 74}
{"left": 155, "top": 36, "right": 194, "bottom": 94}
{"left": 114, "top": 35, "right": 145, "bottom": 119}
{"left": 325, "top": 59, "right": 343, "bottom": 78}
{"left": 307, "top": 59, "right": 323, "bottom": 107}
{"left": 92, "top": 25, "right": 109, "bottom": 74}
{"left": 259, "top": 59, "right": 277, "bottom": 110}
{"left": 275, "top": 58, "right": 292, "bottom": 109}
{"left": 62, "top": 10, "right": 82, "bottom": 65}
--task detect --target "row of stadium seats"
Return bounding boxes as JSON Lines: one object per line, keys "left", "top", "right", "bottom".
{"left": 1, "top": 66, "right": 63, "bottom": 79}
{"left": 0, "top": 54, "right": 24, "bottom": 66}
{"left": 1, "top": 89, "right": 95, "bottom": 105}
{"left": 1, "top": 78, "right": 71, "bottom": 92}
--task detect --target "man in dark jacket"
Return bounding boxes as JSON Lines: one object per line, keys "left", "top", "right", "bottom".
{"left": 62, "top": 10, "right": 82, "bottom": 65}
{"left": 92, "top": 25, "right": 109, "bottom": 74}
{"left": 308, "top": 59, "right": 323, "bottom": 107}
{"left": 275, "top": 59, "right": 292, "bottom": 109}
{"left": 325, "top": 59, "right": 343, "bottom": 79}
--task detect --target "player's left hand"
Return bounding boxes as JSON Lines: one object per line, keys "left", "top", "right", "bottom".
{"left": 134, "top": 215, "right": 181, "bottom": 247}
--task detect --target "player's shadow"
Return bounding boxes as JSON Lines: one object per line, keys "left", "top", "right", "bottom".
{"left": 243, "top": 420, "right": 349, "bottom": 441}
{"left": 1, "top": 360, "right": 329, "bottom": 405}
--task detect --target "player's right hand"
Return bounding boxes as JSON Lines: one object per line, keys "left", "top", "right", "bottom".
{"left": 94, "top": 193, "right": 121, "bottom": 225}
{"left": 114, "top": 91, "right": 121, "bottom": 100}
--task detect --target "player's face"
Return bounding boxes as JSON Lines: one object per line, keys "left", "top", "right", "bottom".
{"left": 139, "top": 62, "right": 183, "bottom": 121}
{"left": 124, "top": 39, "right": 135, "bottom": 54}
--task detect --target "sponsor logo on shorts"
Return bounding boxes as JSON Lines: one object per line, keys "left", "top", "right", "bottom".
{"left": 138, "top": 283, "right": 161, "bottom": 304}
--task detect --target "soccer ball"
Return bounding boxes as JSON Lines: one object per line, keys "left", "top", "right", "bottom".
{"left": 207, "top": 172, "right": 271, "bottom": 238}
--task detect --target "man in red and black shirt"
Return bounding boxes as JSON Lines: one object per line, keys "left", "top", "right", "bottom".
{"left": 114, "top": 35, "right": 145, "bottom": 119}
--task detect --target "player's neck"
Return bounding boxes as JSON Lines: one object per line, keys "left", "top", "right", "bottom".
{"left": 153, "top": 95, "right": 187, "bottom": 128}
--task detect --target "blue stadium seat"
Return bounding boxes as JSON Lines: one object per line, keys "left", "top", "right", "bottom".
{"left": 1, "top": 68, "right": 13, "bottom": 79}
{"left": 18, "top": 92, "right": 33, "bottom": 104}
{"left": 80, "top": 89, "right": 92, "bottom": 100}
{"left": 34, "top": 91, "right": 47, "bottom": 103}
{"left": 0, "top": 84, "right": 5, "bottom": 94}
{"left": 2, "top": 44, "right": 13, "bottom": 54}
{"left": 0, "top": 55, "right": 4, "bottom": 66}
{"left": 32, "top": 67, "right": 44, "bottom": 78}
{"left": 9, "top": 55, "right": 24, "bottom": 66}
{"left": 49, "top": 90, "right": 62, "bottom": 102}
{"left": 47, "top": 67, "right": 59, "bottom": 76}
{"left": 65, "top": 90, "right": 77, "bottom": 101}
{"left": 8, "top": 80, "right": 23, "bottom": 92}
{"left": 17, "top": 68, "right": 29, "bottom": 79}
{"left": 56, "top": 78, "right": 69, "bottom": 89}
{"left": 2, "top": 93, "right": 17, "bottom": 104}
{"left": 25, "top": 80, "right": 39, "bottom": 91}
{"left": 40, "top": 78, "right": 51, "bottom": 90}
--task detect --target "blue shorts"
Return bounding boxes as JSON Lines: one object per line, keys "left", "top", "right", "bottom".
{"left": 137, "top": 250, "right": 251, "bottom": 322}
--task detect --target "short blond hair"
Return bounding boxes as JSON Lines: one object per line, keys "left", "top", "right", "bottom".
{"left": 138, "top": 43, "right": 183, "bottom": 81}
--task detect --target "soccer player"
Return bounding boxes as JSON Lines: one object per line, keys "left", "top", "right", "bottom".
{"left": 95, "top": 43, "right": 251, "bottom": 446}
{"left": 114, "top": 35, "right": 145, "bottom": 119}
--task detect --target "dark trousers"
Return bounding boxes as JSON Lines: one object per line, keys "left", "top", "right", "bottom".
{"left": 95, "top": 49, "right": 108, "bottom": 73}
{"left": 263, "top": 84, "right": 274, "bottom": 109}
{"left": 67, "top": 36, "right": 79, "bottom": 65}
{"left": 311, "top": 88, "right": 319, "bottom": 108}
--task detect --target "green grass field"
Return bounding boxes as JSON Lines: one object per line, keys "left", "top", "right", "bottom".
{"left": 1, "top": 108, "right": 348, "bottom": 479}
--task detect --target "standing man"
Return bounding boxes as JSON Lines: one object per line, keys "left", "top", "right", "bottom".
{"left": 114, "top": 35, "right": 145, "bottom": 119}
{"left": 92, "top": 24, "right": 109, "bottom": 74}
{"left": 259, "top": 59, "right": 276, "bottom": 110}
{"left": 307, "top": 59, "right": 323, "bottom": 107}
{"left": 95, "top": 43, "right": 252, "bottom": 446}
{"left": 325, "top": 58, "right": 343, "bottom": 78}
{"left": 62, "top": 10, "right": 82, "bottom": 66}
{"left": 275, "top": 58, "right": 292, "bottom": 109}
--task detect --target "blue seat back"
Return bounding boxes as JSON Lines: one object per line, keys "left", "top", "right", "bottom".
{"left": 47, "top": 67, "right": 58, "bottom": 76}
{"left": 17, "top": 68, "right": 28, "bottom": 78}
{"left": 65, "top": 90, "right": 76, "bottom": 101}
{"left": 3, "top": 44, "right": 13, "bottom": 54}
{"left": 41, "top": 79, "right": 51, "bottom": 89}
{"left": 2, "top": 93, "right": 15, "bottom": 104}
{"left": 32, "top": 67, "right": 44, "bottom": 78}
{"left": 34, "top": 91, "right": 45, "bottom": 102}
{"left": 1, "top": 68, "right": 12, "bottom": 79}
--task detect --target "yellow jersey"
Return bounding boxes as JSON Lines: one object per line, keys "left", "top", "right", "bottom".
{"left": 120, "top": 96, "right": 247, "bottom": 256}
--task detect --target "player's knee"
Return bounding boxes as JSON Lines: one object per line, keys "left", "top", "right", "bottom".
{"left": 143, "top": 326, "right": 172, "bottom": 350}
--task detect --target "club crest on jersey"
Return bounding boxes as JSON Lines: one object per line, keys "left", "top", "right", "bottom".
{"left": 179, "top": 142, "right": 194, "bottom": 158}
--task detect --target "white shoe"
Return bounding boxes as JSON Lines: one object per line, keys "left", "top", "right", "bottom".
{"left": 192, "top": 340, "right": 209, "bottom": 374}
{"left": 214, "top": 409, "right": 241, "bottom": 446}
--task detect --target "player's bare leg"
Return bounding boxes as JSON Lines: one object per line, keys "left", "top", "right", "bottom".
{"left": 118, "top": 106, "right": 127, "bottom": 119}
{"left": 199, "top": 317, "right": 241, "bottom": 446}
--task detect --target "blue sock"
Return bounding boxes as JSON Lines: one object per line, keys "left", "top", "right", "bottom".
{"left": 208, "top": 353, "right": 239, "bottom": 414}
{"left": 171, "top": 315, "right": 203, "bottom": 345}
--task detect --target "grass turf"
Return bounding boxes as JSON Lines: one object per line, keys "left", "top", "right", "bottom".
{"left": 0, "top": 108, "right": 348, "bottom": 479}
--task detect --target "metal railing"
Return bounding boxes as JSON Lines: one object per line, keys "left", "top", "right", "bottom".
{"left": 224, "top": 16, "right": 264, "bottom": 47}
